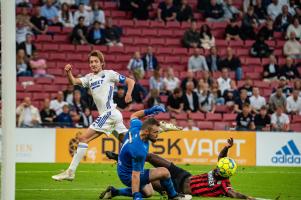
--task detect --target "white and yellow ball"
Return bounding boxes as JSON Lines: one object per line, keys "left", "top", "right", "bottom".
{"left": 217, "top": 157, "right": 237, "bottom": 178}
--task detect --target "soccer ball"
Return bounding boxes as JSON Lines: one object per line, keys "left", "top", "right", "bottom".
{"left": 217, "top": 157, "right": 237, "bottom": 178}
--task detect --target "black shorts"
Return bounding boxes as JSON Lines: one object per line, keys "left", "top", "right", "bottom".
{"left": 167, "top": 163, "right": 191, "bottom": 193}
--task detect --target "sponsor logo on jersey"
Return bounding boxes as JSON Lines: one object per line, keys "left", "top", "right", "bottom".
{"left": 207, "top": 171, "right": 215, "bottom": 187}
{"left": 271, "top": 140, "right": 301, "bottom": 164}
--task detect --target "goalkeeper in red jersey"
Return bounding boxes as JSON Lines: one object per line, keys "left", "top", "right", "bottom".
{"left": 101, "top": 138, "right": 255, "bottom": 199}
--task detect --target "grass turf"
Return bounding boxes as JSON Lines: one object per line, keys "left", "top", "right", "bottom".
{"left": 16, "top": 163, "right": 301, "bottom": 200}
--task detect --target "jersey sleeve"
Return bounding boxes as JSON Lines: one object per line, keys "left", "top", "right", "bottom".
{"left": 79, "top": 74, "right": 90, "bottom": 88}
{"left": 109, "top": 70, "right": 126, "bottom": 84}
{"left": 131, "top": 151, "right": 144, "bottom": 172}
{"left": 221, "top": 179, "right": 233, "bottom": 194}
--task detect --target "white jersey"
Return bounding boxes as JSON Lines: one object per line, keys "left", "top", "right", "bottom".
{"left": 79, "top": 70, "right": 126, "bottom": 114}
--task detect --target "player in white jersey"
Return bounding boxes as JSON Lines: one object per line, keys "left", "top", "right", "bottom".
{"left": 52, "top": 50, "right": 135, "bottom": 181}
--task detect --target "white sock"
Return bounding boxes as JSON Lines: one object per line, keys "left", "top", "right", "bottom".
{"left": 68, "top": 142, "right": 88, "bottom": 172}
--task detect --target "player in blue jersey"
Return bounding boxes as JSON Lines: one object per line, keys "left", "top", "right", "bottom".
{"left": 100, "top": 105, "right": 192, "bottom": 200}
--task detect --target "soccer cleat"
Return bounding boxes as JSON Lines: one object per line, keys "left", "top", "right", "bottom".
{"left": 169, "top": 194, "right": 192, "bottom": 200}
{"left": 105, "top": 151, "right": 118, "bottom": 161}
{"left": 51, "top": 169, "right": 75, "bottom": 181}
{"left": 99, "top": 186, "right": 115, "bottom": 199}
{"left": 159, "top": 121, "right": 182, "bottom": 132}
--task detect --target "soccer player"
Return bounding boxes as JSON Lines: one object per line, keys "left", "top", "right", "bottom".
{"left": 52, "top": 50, "right": 135, "bottom": 181}
{"left": 103, "top": 138, "right": 255, "bottom": 199}
{"left": 100, "top": 105, "right": 192, "bottom": 200}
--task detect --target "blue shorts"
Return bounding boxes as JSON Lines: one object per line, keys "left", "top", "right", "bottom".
{"left": 118, "top": 169, "right": 150, "bottom": 188}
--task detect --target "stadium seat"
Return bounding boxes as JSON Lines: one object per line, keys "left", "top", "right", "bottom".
{"left": 53, "top": 35, "right": 69, "bottom": 42}
{"left": 291, "top": 123, "right": 301, "bottom": 132}
{"left": 54, "top": 77, "right": 68, "bottom": 85}
{"left": 121, "top": 111, "right": 132, "bottom": 120}
{"left": 206, "top": 113, "right": 222, "bottom": 121}
{"left": 161, "top": 95, "right": 168, "bottom": 103}
{"left": 130, "top": 103, "right": 144, "bottom": 111}
{"left": 149, "top": 21, "right": 165, "bottom": 28}
{"left": 141, "top": 29, "right": 157, "bottom": 36}
{"left": 150, "top": 38, "right": 165, "bottom": 46}
{"left": 25, "top": 85, "right": 43, "bottom": 92}
{"left": 125, "top": 28, "right": 141, "bottom": 36}
{"left": 35, "top": 77, "right": 53, "bottom": 84}
{"left": 76, "top": 45, "right": 91, "bottom": 52}
{"left": 158, "top": 29, "right": 173, "bottom": 37}
{"left": 223, "top": 113, "right": 236, "bottom": 121}
{"left": 47, "top": 26, "right": 62, "bottom": 33}
{"left": 156, "top": 113, "right": 171, "bottom": 120}
{"left": 91, "top": 110, "right": 99, "bottom": 119}
{"left": 214, "top": 122, "right": 229, "bottom": 130}
{"left": 134, "top": 20, "right": 150, "bottom": 28}
{"left": 59, "top": 44, "right": 76, "bottom": 52}
{"left": 173, "top": 113, "right": 188, "bottom": 120}
{"left": 188, "top": 112, "right": 205, "bottom": 120}
{"left": 215, "top": 105, "right": 228, "bottom": 113}
{"left": 134, "top": 38, "right": 150, "bottom": 45}
{"left": 32, "top": 93, "right": 50, "bottom": 100}
{"left": 293, "top": 115, "right": 301, "bottom": 123}
{"left": 197, "top": 121, "right": 214, "bottom": 130}
{"left": 166, "top": 21, "right": 180, "bottom": 28}
{"left": 36, "top": 35, "right": 52, "bottom": 42}
{"left": 43, "top": 43, "right": 59, "bottom": 52}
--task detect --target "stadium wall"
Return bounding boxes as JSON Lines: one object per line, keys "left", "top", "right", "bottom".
{"left": 0, "top": 129, "right": 300, "bottom": 166}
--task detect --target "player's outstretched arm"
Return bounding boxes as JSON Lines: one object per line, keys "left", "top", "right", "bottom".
{"left": 132, "top": 171, "right": 142, "bottom": 199}
{"left": 124, "top": 77, "right": 135, "bottom": 103}
{"left": 218, "top": 138, "right": 233, "bottom": 161}
{"left": 227, "top": 189, "right": 255, "bottom": 200}
{"left": 64, "top": 64, "right": 82, "bottom": 86}
{"left": 130, "top": 105, "right": 166, "bottom": 120}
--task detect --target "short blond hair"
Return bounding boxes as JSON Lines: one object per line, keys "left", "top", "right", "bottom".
{"left": 88, "top": 50, "right": 105, "bottom": 66}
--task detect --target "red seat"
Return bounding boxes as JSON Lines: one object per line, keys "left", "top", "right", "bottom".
{"left": 76, "top": 45, "right": 91, "bottom": 52}
{"left": 108, "top": 46, "right": 125, "bottom": 53}
{"left": 43, "top": 43, "right": 59, "bottom": 52}
{"left": 206, "top": 113, "right": 222, "bottom": 121}
{"left": 141, "top": 29, "right": 157, "bottom": 36}
{"left": 36, "top": 35, "right": 52, "bottom": 42}
{"left": 197, "top": 121, "right": 214, "bottom": 130}
{"left": 214, "top": 122, "right": 229, "bottom": 130}
{"left": 130, "top": 103, "right": 144, "bottom": 111}
{"left": 150, "top": 21, "right": 165, "bottom": 28}
{"left": 122, "top": 37, "right": 134, "bottom": 45}
{"left": 253, "top": 81, "right": 270, "bottom": 88}
{"left": 66, "top": 53, "right": 83, "bottom": 61}
{"left": 54, "top": 77, "right": 68, "bottom": 85}
{"left": 59, "top": 44, "right": 75, "bottom": 52}
{"left": 150, "top": 38, "right": 165, "bottom": 45}
{"left": 291, "top": 123, "right": 301, "bottom": 132}
{"left": 25, "top": 85, "right": 43, "bottom": 92}
{"left": 91, "top": 111, "right": 99, "bottom": 119}
{"left": 32, "top": 93, "right": 50, "bottom": 100}
{"left": 158, "top": 29, "right": 173, "bottom": 37}
{"left": 35, "top": 77, "right": 52, "bottom": 84}
{"left": 47, "top": 68, "right": 63, "bottom": 76}
{"left": 47, "top": 26, "right": 62, "bottom": 33}
{"left": 164, "top": 56, "right": 181, "bottom": 64}
{"left": 293, "top": 115, "right": 301, "bottom": 123}
{"left": 166, "top": 38, "right": 180, "bottom": 46}
{"left": 125, "top": 28, "right": 141, "bottom": 36}
{"left": 17, "top": 92, "right": 30, "bottom": 100}
{"left": 166, "top": 21, "right": 180, "bottom": 28}
{"left": 135, "top": 20, "right": 150, "bottom": 28}
{"left": 188, "top": 112, "right": 205, "bottom": 120}
{"left": 173, "top": 48, "right": 187, "bottom": 55}
{"left": 215, "top": 105, "right": 228, "bottom": 113}
{"left": 125, "top": 46, "right": 140, "bottom": 54}
{"left": 215, "top": 40, "right": 228, "bottom": 47}
{"left": 245, "top": 58, "right": 261, "bottom": 65}
{"left": 223, "top": 113, "right": 236, "bottom": 121}
{"left": 157, "top": 47, "right": 171, "bottom": 55}
{"left": 161, "top": 95, "right": 168, "bottom": 103}
{"left": 53, "top": 35, "right": 69, "bottom": 42}
{"left": 111, "top": 11, "right": 127, "bottom": 18}
{"left": 50, "top": 53, "right": 66, "bottom": 61}
{"left": 156, "top": 113, "right": 171, "bottom": 120}
{"left": 134, "top": 38, "right": 150, "bottom": 45}
{"left": 174, "top": 113, "right": 188, "bottom": 120}
{"left": 43, "top": 85, "right": 60, "bottom": 92}
{"left": 18, "top": 77, "right": 34, "bottom": 82}
{"left": 229, "top": 40, "right": 244, "bottom": 47}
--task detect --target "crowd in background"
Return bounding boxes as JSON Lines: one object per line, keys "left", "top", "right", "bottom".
{"left": 15, "top": 0, "right": 301, "bottom": 132}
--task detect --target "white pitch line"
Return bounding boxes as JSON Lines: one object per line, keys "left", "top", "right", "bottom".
{"left": 16, "top": 188, "right": 104, "bottom": 191}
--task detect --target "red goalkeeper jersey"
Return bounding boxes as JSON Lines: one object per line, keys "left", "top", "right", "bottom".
{"left": 189, "top": 171, "right": 232, "bottom": 197}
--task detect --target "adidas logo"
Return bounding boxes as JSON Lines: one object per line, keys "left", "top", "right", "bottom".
{"left": 271, "top": 140, "right": 301, "bottom": 164}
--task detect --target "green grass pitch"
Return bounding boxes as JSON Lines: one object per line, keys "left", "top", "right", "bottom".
{"left": 16, "top": 163, "right": 301, "bottom": 200}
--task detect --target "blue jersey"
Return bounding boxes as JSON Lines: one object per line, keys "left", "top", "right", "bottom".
{"left": 117, "top": 118, "right": 149, "bottom": 178}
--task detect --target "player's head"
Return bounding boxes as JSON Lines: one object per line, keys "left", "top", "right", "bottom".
{"left": 141, "top": 118, "right": 161, "bottom": 143}
{"left": 88, "top": 50, "right": 105, "bottom": 73}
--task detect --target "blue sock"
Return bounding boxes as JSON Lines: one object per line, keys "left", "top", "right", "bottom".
{"left": 114, "top": 187, "right": 132, "bottom": 197}
{"left": 160, "top": 178, "right": 177, "bottom": 198}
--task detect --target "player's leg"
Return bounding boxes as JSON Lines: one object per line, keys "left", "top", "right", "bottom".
{"left": 146, "top": 153, "right": 172, "bottom": 168}
{"left": 111, "top": 109, "right": 128, "bottom": 143}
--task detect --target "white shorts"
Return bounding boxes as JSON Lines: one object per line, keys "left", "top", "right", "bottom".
{"left": 89, "top": 109, "right": 128, "bottom": 135}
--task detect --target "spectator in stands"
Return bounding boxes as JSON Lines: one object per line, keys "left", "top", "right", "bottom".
{"left": 16, "top": 96, "right": 42, "bottom": 128}
{"left": 211, "top": 80, "right": 225, "bottom": 105}
{"left": 287, "top": 17, "right": 301, "bottom": 40}
{"left": 74, "top": 3, "right": 90, "bottom": 26}
{"left": 176, "top": 0, "right": 194, "bottom": 22}
{"left": 71, "top": 90, "right": 87, "bottom": 115}
{"left": 119, "top": 0, "right": 132, "bottom": 11}
{"left": 58, "top": 2, "right": 74, "bottom": 28}
{"left": 202, "top": 70, "right": 214, "bottom": 86}
{"left": 149, "top": 70, "right": 165, "bottom": 94}
{"left": 142, "top": 46, "right": 158, "bottom": 71}
{"left": 30, "top": 6, "right": 49, "bottom": 35}
{"left": 74, "top": 0, "right": 90, "bottom": 7}
{"left": 146, "top": 89, "right": 162, "bottom": 108}
{"left": 71, "top": 16, "right": 88, "bottom": 45}
{"left": 163, "top": 68, "right": 180, "bottom": 94}
{"left": 16, "top": 49, "right": 32, "bottom": 77}
{"left": 17, "top": 33, "right": 36, "bottom": 58}
{"left": 204, "top": 0, "right": 225, "bottom": 22}
{"left": 132, "top": 81, "right": 148, "bottom": 103}
{"left": 223, "top": 0, "right": 242, "bottom": 20}
{"left": 127, "top": 51, "right": 145, "bottom": 80}
{"left": 181, "top": 71, "right": 198, "bottom": 91}
{"left": 254, "top": 105, "right": 271, "bottom": 131}
{"left": 90, "top": 1, "right": 105, "bottom": 25}
{"left": 221, "top": 47, "right": 242, "bottom": 80}
{"left": 284, "top": 31, "right": 301, "bottom": 58}
{"left": 257, "top": 19, "right": 274, "bottom": 40}
{"left": 29, "top": 51, "right": 54, "bottom": 79}
{"left": 223, "top": 80, "right": 239, "bottom": 108}
{"left": 64, "top": 85, "right": 74, "bottom": 105}
{"left": 183, "top": 119, "right": 200, "bottom": 130}
{"left": 274, "top": 4, "right": 293, "bottom": 32}
{"left": 236, "top": 103, "right": 255, "bottom": 131}
{"left": 263, "top": 54, "right": 279, "bottom": 81}
{"left": 16, "top": 0, "right": 32, "bottom": 8}
{"left": 217, "top": 67, "right": 232, "bottom": 95}
{"left": 113, "top": 86, "right": 129, "bottom": 111}
{"left": 277, "top": 76, "right": 293, "bottom": 97}
{"left": 199, "top": 24, "right": 215, "bottom": 50}
{"left": 78, "top": 107, "right": 93, "bottom": 128}
{"left": 87, "top": 21, "right": 106, "bottom": 45}
{"left": 286, "top": 88, "right": 301, "bottom": 114}
{"left": 253, "top": 0, "right": 268, "bottom": 23}
{"left": 130, "top": 0, "right": 153, "bottom": 20}
{"left": 240, "top": 6, "right": 259, "bottom": 40}
{"left": 50, "top": 91, "right": 68, "bottom": 115}
{"left": 40, "top": 98, "right": 57, "bottom": 127}
{"left": 206, "top": 46, "right": 222, "bottom": 72}
{"left": 239, "top": 77, "right": 253, "bottom": 97}
{"left": 250, "top": 87, "right": 266, "bottom": 113}
{"left": 268, "top": 0, "right": 284, "bottom": 20}
{"left": 280, "top": 56, "right": 300, "bottom": 80}
{"left": 56, "top": 104, "right": 74, "bottom": 127}
{"left": 167, "top": 88, "right": 184, "bottom": 113}
{"left": 198, "top": 82, "right": 216, "bottom": 113}
{"left": 183, "top": 81, "right": 199, "bottom": 112}
{"left": 234, "top": 89, "right": 250, "bottom": 113}
{"left": 250, "top": 35, "right": 273, "bottom": 58}
{"left": 269, "top": 86, "right": 287, "bottom": 113}
{"left": 16, "top": 7, "right": 33, "bottom": 44}
{"left": 104, "top": 18, "right": 123, "bottom": 47}
{"left": 271, "top": 106, "right": 290, "bottom": 131}
{"left": 294, "top": 80, "right": 301, "bottom": 97}
{"left": 157, "top": 0, "right": 177, "bottom": 21}
{"left": 225, "top": 18, "right": 241, "bottom": 41}
{"left": 41, "top": 0, "right": 61, "bottom": 26}
{"left": 182, "top": 20, "right": 200, "bottom": 48}
{"left": 188, "top": 48, "right": 209, "bottom": 72}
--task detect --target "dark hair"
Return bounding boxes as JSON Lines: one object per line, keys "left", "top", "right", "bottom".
{"left": 61, "top": 3, "right": 70, "bottom": 21}
{"left": 173, "top": 88, "right": 181, "bottom": 94}
{"left": 141, "top": 118, "right": 160, "bottom": 130}
{"left": 78, "top": 16, "right": 85, "bottom": 21}
{"left": 117, "top": 86, "right": 125, "bottom": 90}
{"left": 200, "top": 24, "right": 212, "bottom": 39}
{"left": 242, "top": 103, "right": 250, "bottom": 108}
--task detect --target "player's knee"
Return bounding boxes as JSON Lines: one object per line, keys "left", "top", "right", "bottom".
{"left": 143, "top": 190, "right": 154, "bottom": 198}
{"left": 78, "top": 135, "right": 88, "bottom": 143}
{"left": 158, "top": 167, "right": 170, "bottom": 179}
